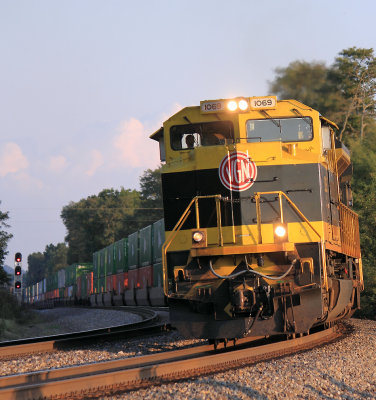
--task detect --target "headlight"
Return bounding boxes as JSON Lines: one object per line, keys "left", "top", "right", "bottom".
{"left": 227, "top": 100, "right": 238, "bottom": 111}
{"left": 275, "top": 225, "right": 287, "bottom": 238}
{"left": 192, "top": 231, "right": 204, "bottom": 242}
{"left": 238, "top": 99, "right": 249, "bottom": 111}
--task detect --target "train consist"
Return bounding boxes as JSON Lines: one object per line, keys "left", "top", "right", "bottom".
{"left": 151, "top": 96, "right": 363, "bottom": 341}
{"left": 24, "top": 219, "right": 166, "bottom": 307}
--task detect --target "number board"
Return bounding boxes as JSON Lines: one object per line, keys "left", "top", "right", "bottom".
{"left": 249, "top": 96, "right": 277, "bottom": 110}
{"left": 200, "top": 100, "right": 226, "bottom": 113}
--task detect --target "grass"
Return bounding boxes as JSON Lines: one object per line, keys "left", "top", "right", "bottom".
{"left": 0, "top": 288, "right": 47, "bottom": 341}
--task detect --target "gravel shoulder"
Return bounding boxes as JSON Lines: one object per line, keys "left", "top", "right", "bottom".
{"left": 108, "top": 318, "right": 375, "bottom": 400}
{"left": 0, "top": 311, "right": 375, "bottom": 399}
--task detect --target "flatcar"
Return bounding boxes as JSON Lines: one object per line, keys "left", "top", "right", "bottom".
{"left": 151, "top": 96, "right": 363, "bottom": 340}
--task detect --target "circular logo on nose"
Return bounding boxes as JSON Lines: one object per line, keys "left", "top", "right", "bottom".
{"left": 219, "top": 151, "right": 257, "bottom": 192}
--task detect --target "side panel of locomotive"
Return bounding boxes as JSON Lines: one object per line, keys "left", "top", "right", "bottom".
{"left": 152, "top": 97, "right": 363, "bottom": 340}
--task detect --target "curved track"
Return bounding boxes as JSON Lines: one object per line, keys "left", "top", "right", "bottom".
{"left": 0, "top": 324, "right": 345, "bottom": 400}
{"left": 0, "top": 307, "right": 169, "bottom": 359}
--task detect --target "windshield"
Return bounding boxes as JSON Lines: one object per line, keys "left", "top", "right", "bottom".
{"left": 170, "top": 121, "right": 234, "bottom": 150}
{"left": 246, "top": 117, "right": 313, "bottom": 143}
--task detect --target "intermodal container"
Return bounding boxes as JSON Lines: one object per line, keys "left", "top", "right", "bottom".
{"left": 99, "top": 249, "right": 107, "bottom": 277}
{"left": 106, "top": 275, "right": 113, "bottom": 292}
{"left": 86, "top": 272, "right": 94, "bottom": 296}
{"left": 57, "top": 269, "right": 66, "bottom": 289}
{"left": 128, "top": 268, "right": 139, "bottom": 289}
{"left": 106, "top": 244, "right": 115, "bottom": 275}
{"left": 66, "top": 263, "right": 93, "bottom": 286}
{"left": 138, "top": 265, "right": 153, "bottom": 289}
{"left": 128, "top": 231, "right": 139, "bottom": 269}
{"left": 114, "top": 238, "right": 128, "bottom": 273}
{"left": 98, "top": 276, "right": 106, "bottom": 293}
{"left": 139, "top": 225, "right": 153, "bottom": 267}
{"left": 93, "top": 251, "right": 100, "bottom": 280}
{"left": 152, "top": 219, "right": 165, "bottom": 263}
{"left": 114, "top": 272, "right": 125, "bottom": 294}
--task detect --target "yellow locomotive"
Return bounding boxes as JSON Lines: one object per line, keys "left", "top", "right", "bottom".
{"left": 151, "top": 96, "right": 363, "bottom": 340}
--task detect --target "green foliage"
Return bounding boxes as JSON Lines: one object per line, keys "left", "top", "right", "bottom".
{"left": 0, "top": 202, "right": 13, "bottom": 286}
{"left": 25, "top": 243, "right": 68, "bottom": 286}
{"left": 270, "top": 47, "right": 376, "bottom": 144}
{"left": 269, "top": 60, "right": 341, "bottom": 117}
{"left": 60, "top": 167, "right": 163, "bottom": 264}
{"left": 331, "top": 47, "right": 376, "bottom": 141}
{"left": 135, "top": 167, "right": 164, "bottom": 224}
{"left": 61, "top": 188, "right": 141, "bottom": 264}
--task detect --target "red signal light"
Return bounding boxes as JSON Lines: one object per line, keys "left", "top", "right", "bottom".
{"left": 15, "top": 266, "right": 22, "bottom": 275}
{"left": 15, "top": 252, "right": 22, "bottom": 263}
{"left": 15, "top": 281, "right": 21, "bottom": 289}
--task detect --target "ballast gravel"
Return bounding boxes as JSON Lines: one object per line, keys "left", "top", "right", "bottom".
{"left": 0, "top": 308, "right": 375, "bottom": 399}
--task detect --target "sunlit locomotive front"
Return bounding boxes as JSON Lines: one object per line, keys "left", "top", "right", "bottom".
{"left": 151, "top": 96, "right": 363, "bottom": 341}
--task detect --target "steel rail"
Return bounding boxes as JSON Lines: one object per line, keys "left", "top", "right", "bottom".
{"left": 0, "top": 307, "right": 163, "bottom": 359}
{"left": 0, "top": 326, "right": 342, "bottom": 400}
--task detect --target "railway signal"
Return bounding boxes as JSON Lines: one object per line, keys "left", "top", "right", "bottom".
{"left": 14, "top": 252, "right": 22, "bottom": 290}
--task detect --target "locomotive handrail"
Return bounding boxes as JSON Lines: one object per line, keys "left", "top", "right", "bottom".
{"left": 254, "top": 190, "right": 328, "bottom": 289}
{"left": 253, "top": 191, "right": 322, "bottom": 244}
{"left": 161, "top": 195, "right": 223, "bottom": 296}
{"left": 162, "top": 192, "right": 329, "bottom": 294}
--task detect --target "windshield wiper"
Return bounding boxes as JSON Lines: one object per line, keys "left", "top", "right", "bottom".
{"left": 259, "top": 110, "right": 281, "bottom": 132}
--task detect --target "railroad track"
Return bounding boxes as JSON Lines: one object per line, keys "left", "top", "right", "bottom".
{"left": 0, "top": 307, "right": 169, "bottom": 359}
{"left": 0, "top": 323, "right": 346, "bottom": 400}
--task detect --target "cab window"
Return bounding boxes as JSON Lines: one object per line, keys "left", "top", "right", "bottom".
{"left": 246, "top": 117, "right": 313, "bottom": 143}
{"left": 170, "top": 121, "right": 234, "bottom": 150}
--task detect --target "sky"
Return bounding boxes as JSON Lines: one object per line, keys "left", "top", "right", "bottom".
{"left": 1, "top": 0, "right": 376, "bottom": 269}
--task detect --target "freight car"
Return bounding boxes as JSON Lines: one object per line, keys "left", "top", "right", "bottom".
{"left": 150, "top": 96, "right": 363, "bottom": 341}
{"left": 23, "top": 219, "right": 165, "bottom": 307}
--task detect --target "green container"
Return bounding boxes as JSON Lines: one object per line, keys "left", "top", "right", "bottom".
{"left": 59, "top": 288, "right": 64, "bottom": 298}
{"left": 152, "top": 219, "right": 165, "bottom": 263}
{"left": 114, "top": 238, "right": 128, "bottom": 273}
{"left": 93, "top": 278, "right": 100, "bottom": 294}
{"left": 99, "top": 249, "right": 107, "bottom": 277}
{"left": 93, "top": 251, "right": 100, "bottom": 280}
{"left": 153, "top": 263, "right": 163, "bottom": 287}
{"left": 46, "top": 273, "right": 58, "bottom": 291}
{"left": 128, "top": 231, "right": 139, "bottom": 270}
{"left": 66, "top": 263, "right": 93, "bottom": 286}
{"left": 139, "top": 225, "right": 153, "bottom": 267}
{"left": 106, "top": 244, "right": 115, "bottom": 275}
{"left": 81, "top": 275, "right": 88, "bottom": 299}
{"left": 99, "top": 276, "right": 106, "bottom": 293}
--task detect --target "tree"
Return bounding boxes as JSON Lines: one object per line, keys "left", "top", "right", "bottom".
{"left": 269, "top": 60, "right": 343, "bottom": 119}
{"left": 26, "top": 252, "right": 46, "bottom": 286}
{"left": 25, "top": 243, "right": 68, "bottom": 285}
{"left": 135, "top": 167, "right": 164, "bottom": 224}
{"left": 0, "top": 202, "right": 13, "bottom": 286}
{"left": 44, "top": 243, "right": 68, "bottom": 275}
{"left": 330, "top": 47, "right": 376, "bottom": 141}
{"left": 61, "top": 188, "right": 141, "bottom": 263}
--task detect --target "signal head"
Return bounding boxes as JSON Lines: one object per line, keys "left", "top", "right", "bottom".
{"left": 15, "top": 252, "right": 22, "bottom": 263}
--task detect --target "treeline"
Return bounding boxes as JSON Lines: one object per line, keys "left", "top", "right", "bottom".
{"left": 25, "top": 168, "right": 163, "bottom": 285}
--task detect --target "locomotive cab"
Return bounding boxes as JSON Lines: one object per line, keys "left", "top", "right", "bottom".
{"left": 151, "top": 96, "right": 363, "bottom": 340}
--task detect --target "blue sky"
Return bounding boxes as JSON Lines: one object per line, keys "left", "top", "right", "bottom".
{"left": 1, "top": 0, "right": 376, "bottom": 268}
